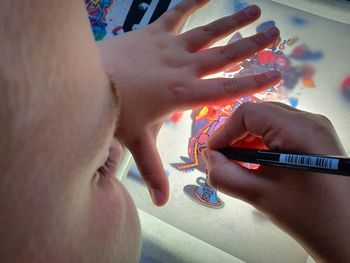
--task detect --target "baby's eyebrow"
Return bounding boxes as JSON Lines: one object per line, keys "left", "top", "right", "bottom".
{"left": 109, "top": 79, "right": 121, "bottom": 133}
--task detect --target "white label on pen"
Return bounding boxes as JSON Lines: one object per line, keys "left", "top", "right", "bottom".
{"left": 279, "top": 154, "right": 339, "bottom": 170}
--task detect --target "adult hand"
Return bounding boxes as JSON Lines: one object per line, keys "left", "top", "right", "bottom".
{"left": 205, "top": 102, "right": 349, "bottom": 262}
{"left": 98, "top": 0, "right": 281, "bottom": 206}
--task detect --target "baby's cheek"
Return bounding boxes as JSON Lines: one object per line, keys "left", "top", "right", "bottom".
{"left": 88, "top": 176, "right": 141, "bottom": 262}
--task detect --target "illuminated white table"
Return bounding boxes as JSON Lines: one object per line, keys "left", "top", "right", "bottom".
{"left": 118, "top": 0, "right": 350, "bottom": 262}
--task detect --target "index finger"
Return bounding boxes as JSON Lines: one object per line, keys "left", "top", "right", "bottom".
{"left": 207, "top": 102, "right": 293, "bottom": 149}
{"left": 128, "top": 132, "right": 169, "bottom": 206}
{"left": 180, "top": 5, "right": 261, "bottom": 52}
{"left": 157, "top": 0, "right": 209, "bottom": 33}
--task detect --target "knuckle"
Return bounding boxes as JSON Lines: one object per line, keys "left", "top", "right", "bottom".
{"left": 169, "top": 85, "right": 187, "bottom": 102}
{"left": 266, "top": 135, "right": 286, "bottom": 151}
{"left": 169, "top": 82, "right": 194, "bottom": 105}
{"left": 195, "top": 0, "right": 208, "bottom": 3}
{"left": 251, "top": 32, "right": 267, "bottom": 46}
{"left": 222, "top": 125, "right": 234, "bottom": 141}
{"left": 219, "top": 46, "right": 239, "bottom": 61}
{"left": 174, "top": 3, "right": 187, "bottom": 14}
{"left": 232, "top": 15, "right": 250, "bottom": 30}
{"left": 201, "top": 23, "right": 218, "bottom": 37}
{"left": 316, "top": 114, "right": 333, "bottom": 128}
{"left": 262, "top": 117, "right": 293, "bottom": 150}
{"left": 307, "top": 118, "right": 321, "bottom": 133}
{"left": 220, "top": 78, "right": 236, "bottom": 96}
{"left": 301, "top": 112, "right": 330, "bottom": 133}
{"left": 312, "top": 115, "right": 333, "bottom": 134}
{"left": 165, "top": 58, "right": 185, "bottom": 68}
{"left": 145, "top": 25, "right": 160, "bottom": 36}
{"left": 191, "top": 0, "right": 209, "bottom": 6}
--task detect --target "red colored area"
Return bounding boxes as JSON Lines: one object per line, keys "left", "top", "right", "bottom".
{"left": 224, "top": 64, "right": 241, "bottom": 73}
{"left": 341, "top": 75, "right": 350, "bottom": 90}
{"left": 302, "top": 64, "right": 316, "bottom": 88}
{"left": 170, "top": 112, "right": 184, "bottom": 123}
{"left": 291, "top": 45, "right": 307, "bottom": 58}
{"left": 341, "top": 75, "right": 350, "bottom": 101}
{"left": 198, "top": 133, "right": 209, "bottom": 144}
{"left": 256, "top": 50, "right": 291, "bottom": 68}
{"left": 112, "top": 26, "right": 123, "bottom": 35}
{"left": 257, "top": 50, "right": 274, "bottom": 64}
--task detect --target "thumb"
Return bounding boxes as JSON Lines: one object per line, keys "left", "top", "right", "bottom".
{"left": 128, "top": 132, "right": 169, "bottom": 206}
{"left": 202, "top": 149, "right": 268, "bottom": 204}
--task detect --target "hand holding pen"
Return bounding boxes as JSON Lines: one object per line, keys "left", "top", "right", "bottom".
{"left": 202, "top": 102, "right": 350, "bottom": 263}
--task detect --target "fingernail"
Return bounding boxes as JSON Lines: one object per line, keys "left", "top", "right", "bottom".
{"left": 266, "top": 70, "right": 281, "bottom": 80}
{"left": 265, "top": 27, "right": 279, "bottom": 40}
{"left": 244, "top": 5, "right": 260, "bottom": 18}
{"left": 149, "top": 189, "right": 164, "bottom": 206}
{"left": 202, "top": 149, "right": 209, "bottom": 164}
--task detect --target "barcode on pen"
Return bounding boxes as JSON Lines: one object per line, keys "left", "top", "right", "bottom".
{"left": 279, "top": 154, "right": 339, "bottom": 170}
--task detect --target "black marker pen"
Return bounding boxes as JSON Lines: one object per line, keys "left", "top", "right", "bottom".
{"left": 218, "top": 148, "right": 350, "bottom": 176}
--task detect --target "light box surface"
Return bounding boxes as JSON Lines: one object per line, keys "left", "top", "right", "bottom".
{"left": 119, "top": 1, "right": 350, "bottom": 262}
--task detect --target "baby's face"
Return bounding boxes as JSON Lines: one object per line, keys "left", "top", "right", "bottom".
{"left": 54, "top": 79, "right": 142, "bottom": 262}
{"left": 2, "top": 77, "right": 141, "bottom": 262}
{"left": 0, "top": 2, "right": 141, "bottom": 261}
